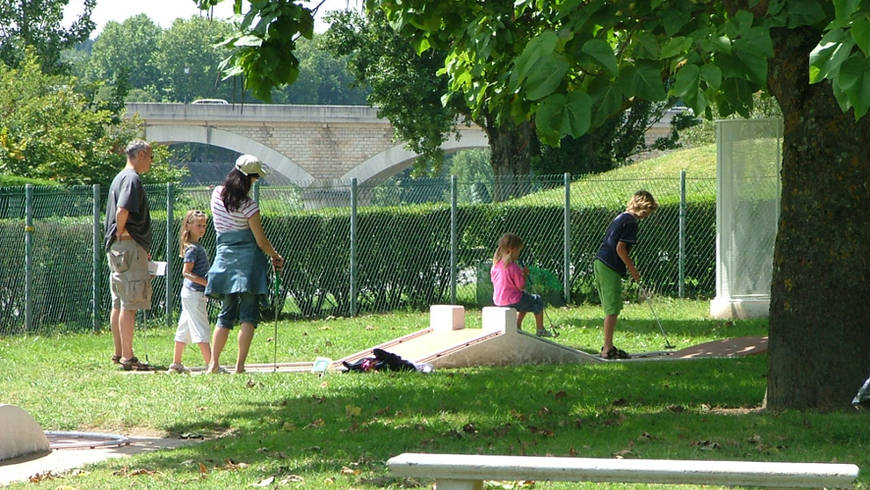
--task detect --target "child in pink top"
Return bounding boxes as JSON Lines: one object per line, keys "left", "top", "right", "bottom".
{"left": 490, "top": 233, "right": 552, "bottom": 337}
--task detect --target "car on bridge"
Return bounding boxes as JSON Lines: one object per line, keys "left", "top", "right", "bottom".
{"left": 191, "top": 98, "right": 229, "bottom": 105}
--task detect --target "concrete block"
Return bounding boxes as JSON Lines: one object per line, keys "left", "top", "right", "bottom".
{"left": 430, "top": 305, "right": 465, "bottom": 331}
{"left": 0, "top": 404, "right": 49, "bottom": 462}
{"left": 482, "top": 307, "right": 515, "bottom": 333}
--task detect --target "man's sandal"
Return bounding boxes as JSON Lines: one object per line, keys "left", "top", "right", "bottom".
{"left": 111, "top": 354, "right": 122, "bottom": 364}
{"left": 120, "top": 356, "right": 151, "bottom": 371}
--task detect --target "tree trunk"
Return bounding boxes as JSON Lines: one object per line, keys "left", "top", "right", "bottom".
{"left": 765, "top": 26, "right": 870, "bottom": 410}
{"left": 484, "top": 118, "right": 537, "bottom": 201}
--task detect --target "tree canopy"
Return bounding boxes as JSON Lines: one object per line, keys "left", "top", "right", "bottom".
{"left": 85, "top": 14, "right": 163, "bottom": 93}
{"left": 0, "top": 52, "right": 183, "bottom": 186}
{"left": 0, "top": 0, "right": 95, "bottom": 73}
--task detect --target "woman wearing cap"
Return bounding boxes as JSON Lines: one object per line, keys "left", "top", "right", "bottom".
{"left": 205, "top": 154, "right": 284, "bottom": 374}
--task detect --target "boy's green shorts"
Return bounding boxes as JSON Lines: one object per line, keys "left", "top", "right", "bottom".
{"left": 594, "top": 259, "right": 623, "bottom": 315}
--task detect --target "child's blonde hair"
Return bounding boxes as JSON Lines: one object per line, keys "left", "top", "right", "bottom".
{"left": 493, "top": 233, "right": 523, "bottom": 265}
{"left": 178, "top": 209, "right": 207, "bottom": 257}
{"left": 626, "top": 190, "right": 659, "bottom": 216}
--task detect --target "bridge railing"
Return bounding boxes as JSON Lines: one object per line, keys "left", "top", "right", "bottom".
{"left": 0, "top": 172, "right": 724, "bottom": 335}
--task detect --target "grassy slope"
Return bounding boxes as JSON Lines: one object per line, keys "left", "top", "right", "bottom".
{"left": 515, "top": 144, "right": 717, "bottom": 208}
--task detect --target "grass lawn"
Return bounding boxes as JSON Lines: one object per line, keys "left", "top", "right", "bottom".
{"left": 1, "top": 300, "right": 868, "bottom": 489}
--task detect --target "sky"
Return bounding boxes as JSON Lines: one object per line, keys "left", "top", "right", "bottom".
{"left": 63, "top": 0, "right": 362, "bottom": 37}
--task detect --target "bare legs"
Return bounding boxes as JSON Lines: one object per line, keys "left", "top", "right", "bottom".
{"left": 517, "top": 311, "right": 547, "bottom": 334}
{"left": 207, "top": 327, "right": 229, "bottom": 373}
{"left": 602, "top": 313, "right": 618, "bottom": 354}
{"left": 110, "top": 308, "right": 122, "bottom": 358}
{"left": 172, "top": 341, "right": 211, "bottom": 366}
{"left": 207, "top": 323, "right": 254, "bottom": 373}
{"left": 235, "top": 323, "right": 254, "bottom": 373}
{"left": 115, "top": 308, "right": 136, "bottom": 360}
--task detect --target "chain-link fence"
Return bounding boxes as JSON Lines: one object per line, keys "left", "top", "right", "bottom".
{"left": 0, "top": 172, "right": 718, "bottom": 336}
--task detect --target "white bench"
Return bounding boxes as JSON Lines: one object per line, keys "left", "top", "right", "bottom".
{"left": 387, "top": 453, "right": 860, "bottom": 489}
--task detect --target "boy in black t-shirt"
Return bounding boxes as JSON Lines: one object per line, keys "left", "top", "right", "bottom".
{"left": 594, "top": 190, "right": 658, "bottom": 359}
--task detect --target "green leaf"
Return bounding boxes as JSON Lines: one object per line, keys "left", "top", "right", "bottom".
{"left": 785, "top": 0, "right": 827, "bottom": 28}
{"left": 837, "top": 55, "right": 870, "bottom": 118}
{"left": 833, "top": 0, "right": 861, "bottom": 21}
{"left": 851, "top": 17, "right": 870, "bottom": 56}
{"left": 633, "top": 31, "right": 660, "bottom": 59}
{"left": 562, "top": 91, "right": 592, "bottom": 137}
{"left": 588, "top": 76, "right": 623, "bottom": 127}
{"left": 580, "top": 39, "right": 618, "bottom": 76}
{"left": 735, "top": 50, "right": 768, "bottom": 85}
{"left": 711, "top": 35, "right": 732, "bottom": 55}
{"left": 672, "top": 64, "right": 700, "bottom": 98}
{"left": 686, "top": 87, "right": 708, "bottom": 118}
{"left": 535, "top": 91, "right": 592, "bottom": 145}
{"left": 837, "top": 53, "right": 865, "bottom": 91}
{"left": 510, "top": 30, "right": 558, "bottom": 90}
{"left": 733, "top": 10, "right": 754, "bottom": 34}
{"left": 233, "top": 34, "right": 263, "bottom": 47}
{"left": 525, "top": 54, "right": 570, "bottom": 100}
{"left": 660, "top": 37, "right": 693, "bottom": 59}
{"left": 662, "top": 9, "right": 688, "bottom": 36}
{"left": 736, "top": 27, "right": 774, "bottom": 57}
{"left": 700, "top": 63, "right": 722, "bottom": 89}
{"left": 535, "top": 94, "right": 565, "bottom": 146}
{"left": 627, "top": 61, "right": 667, "bottom": 101}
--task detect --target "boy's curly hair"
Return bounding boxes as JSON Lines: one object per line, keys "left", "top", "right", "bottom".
{"left": 626, "top": 190, "right": 659, "bottom": 215}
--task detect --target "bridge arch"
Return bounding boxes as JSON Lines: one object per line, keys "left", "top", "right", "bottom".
{"left": 145, "top": 124, "right": 315, "bottom": 181}
{"left": 341, "top": 130, "right": 489, "bottom": 182}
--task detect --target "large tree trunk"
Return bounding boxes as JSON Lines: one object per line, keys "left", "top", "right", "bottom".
{"left": 484, "top": 118, "right": 537, "bottom": 201}
{"left": 766, "top": 27, "right": 870, "bottom": 410}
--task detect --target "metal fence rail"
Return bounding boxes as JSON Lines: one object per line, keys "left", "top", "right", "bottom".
{"left": 0, "top": 173, "right": 722, "bottom": 336}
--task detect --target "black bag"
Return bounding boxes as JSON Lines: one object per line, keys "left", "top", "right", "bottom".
{"left": 342, "top": 349, "right": 416, "bottom": 373}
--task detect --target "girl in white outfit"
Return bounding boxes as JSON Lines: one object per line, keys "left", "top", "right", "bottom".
{"left": 168, "top": 210, "right": 212, "bottom": 373}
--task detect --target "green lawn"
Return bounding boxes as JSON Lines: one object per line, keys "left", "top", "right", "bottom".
{"left": 1, "top": 300, "right": 867, "bottom": 489}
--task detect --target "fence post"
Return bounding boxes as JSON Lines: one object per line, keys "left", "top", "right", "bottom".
{"left": 24, "top": 184, "right": 33, "bottom": 333}
{"left": 679, "top": 170, "right": 686, "bottom": 298}
{"left": 350, "top": 178, "right": 358, "bottom": 317}
{"left": 563, "top": 173, "right": 571, "bottom": 304}
{"left": 93, "top": 184, "right": 101, "bottom": 332}
{"left": 253, "top": 180, "right": 260, "bottom": 204}
{"left": 450, "top": 175, "right": 457, "bottom": 304}
{"left": 166, "top": 183, "right": 174, "bottom": 326}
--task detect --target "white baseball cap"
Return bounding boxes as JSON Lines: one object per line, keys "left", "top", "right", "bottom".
{"left": 234, "top": 154, "right": 267, "bottom": 176}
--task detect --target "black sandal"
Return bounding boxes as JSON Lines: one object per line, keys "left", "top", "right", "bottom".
{"left": 111, "top": 354, "right": 121, "bottom": 364}
{"left": 120, "top": 356, "right": 151, "bottom": 371}
{"left": 601, "top": 346, "right": 630, "bottom": 359}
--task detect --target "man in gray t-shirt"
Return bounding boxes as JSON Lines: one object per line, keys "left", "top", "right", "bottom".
{"left": 104, "top": 140, "right": 153, "bottom": 371}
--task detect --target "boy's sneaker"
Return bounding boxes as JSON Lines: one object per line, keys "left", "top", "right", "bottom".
{"left": 601, "top": 346, "right": 630, "bottom": 359}
{"left": 167, "top": 363, "right": 190, "bottom": 374}
{"left": 536, "top": 329, "right": 554, "bottom": 338}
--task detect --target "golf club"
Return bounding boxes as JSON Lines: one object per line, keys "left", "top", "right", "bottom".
{"left": 519, "top": 255, "right": 560, "bottom": 338}
{"left": 643, "top": 287, "right": 675, "bottom": 349}
{"left": 543, "top": 308, "right": 561, "bottom": 338}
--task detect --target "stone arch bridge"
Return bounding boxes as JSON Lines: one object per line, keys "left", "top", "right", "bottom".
{"left": 125, "top": 103, "right": 488, "bottom": 184}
